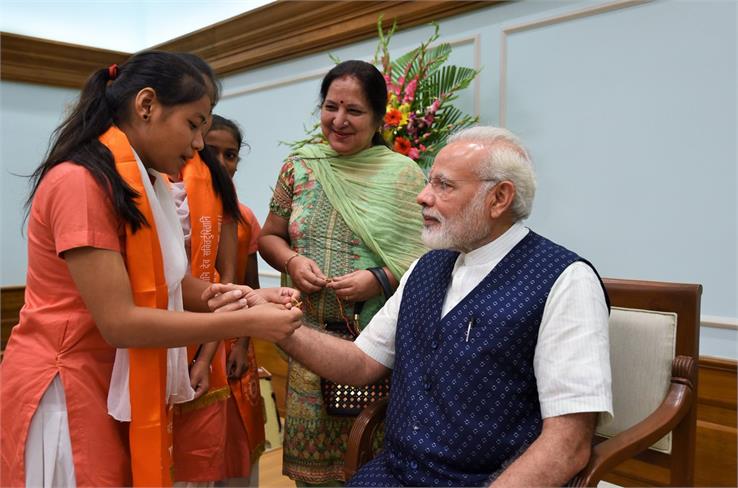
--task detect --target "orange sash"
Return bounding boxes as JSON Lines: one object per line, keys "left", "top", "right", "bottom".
{"left": 99, "top": 126, "right": 172, "bottom": 487}
{"left": 235, "top": 205, "right": 251, "bottom": 284}
{"left": 226, "top": 340, "right": 266, "bottom": 458}
{"left": 180, "top": 157, "right": 229, "bottom": 403}
{"left": 230, "top": 206, "right": 266, "bottom": 458}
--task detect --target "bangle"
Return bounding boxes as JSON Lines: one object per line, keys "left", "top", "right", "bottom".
{"left": 367, "top": 267, "right": 394, "bottom": 300}
{"left": 284, "top": 253, "right": 300, "bottom": 272}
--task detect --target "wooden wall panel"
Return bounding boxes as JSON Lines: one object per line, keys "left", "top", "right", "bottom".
{"left": 1, "top": 1, "right": 495, "bottom": 89}
{"left": 0, "top": 286, "right": 23, "bottom": 351}
{"left": 0, "top": 33, "right": 128, "bottom": 89}
{"left": 253, "top": 338, "right": 289, "bottom": 418}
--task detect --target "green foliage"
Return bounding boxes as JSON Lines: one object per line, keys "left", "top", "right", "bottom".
{"left": 288, "top": 16, "right": 480, "bottom": 171}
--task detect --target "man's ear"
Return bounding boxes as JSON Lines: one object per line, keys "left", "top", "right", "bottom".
{"left": 487, "top": 181, "right": 516, "bottom": 219}
{"left": 133, "top": 87, "right": 157, "bottom": 121}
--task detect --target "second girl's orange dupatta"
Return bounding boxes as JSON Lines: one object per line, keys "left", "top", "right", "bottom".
{"left": 99, "top": 126, "right": 172, "bottom": 487}
{"left": 180, "top": 156, "right": 229, "bottom": 405}
{"left": 185, "top": 161, "right": 265, "bottom": 468}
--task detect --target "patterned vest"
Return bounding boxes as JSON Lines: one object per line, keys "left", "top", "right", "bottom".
{"left": 383, "top": 231, "right": 592, "bottom": 486}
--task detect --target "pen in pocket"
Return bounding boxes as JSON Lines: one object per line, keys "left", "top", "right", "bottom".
{"left": 465, "top": 317, "right": 474, "bottom": 342}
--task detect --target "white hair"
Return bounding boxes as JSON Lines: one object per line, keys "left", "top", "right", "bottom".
{"left": 447, "top": 126, "right": 537, "bottom": 221}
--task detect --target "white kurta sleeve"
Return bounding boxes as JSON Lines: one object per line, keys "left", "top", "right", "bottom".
{"left": 534, "top": 261, "right": 613, "bottom": 421}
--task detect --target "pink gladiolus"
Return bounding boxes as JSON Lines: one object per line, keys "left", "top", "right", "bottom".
{"left": 429, "top": 99, "right": 441, "bottom": 114}
{"left": 403, "top": 79, "right": 418, "bottom": 104}
{"left": 408, "top": 147, "right": 420, "bottom": 160}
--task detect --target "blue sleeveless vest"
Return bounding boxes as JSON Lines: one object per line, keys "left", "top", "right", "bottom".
{"left": 356, "top": 231, "right": 591, "bottom": 487}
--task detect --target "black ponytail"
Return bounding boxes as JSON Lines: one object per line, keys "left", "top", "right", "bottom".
{"left": 25, "top": 50, "right": 218, "bottom": 232}
{"left": 198, "top": 146, "right": 244, "bottom": 225}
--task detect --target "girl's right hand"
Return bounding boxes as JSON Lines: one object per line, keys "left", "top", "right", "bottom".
{"left": 240, "top": 303, "right": 303, "bottom": 343}
{"left": 286, "top": 255, "right": 327, "bottom": 293}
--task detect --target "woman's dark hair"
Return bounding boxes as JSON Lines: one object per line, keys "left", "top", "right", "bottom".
{"left": 320, "top": 60, "right": 388, "bottom": 146}
{"left": 25, "top": 50, "right": 218, "bottom": 232}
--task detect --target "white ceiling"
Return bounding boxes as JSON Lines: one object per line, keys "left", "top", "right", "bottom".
{"left": 0, "top": 0, "right": 273, "bottom": 52}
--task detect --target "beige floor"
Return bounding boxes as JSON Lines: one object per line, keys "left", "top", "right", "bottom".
{"left": 258, "top": 448, "right": 294, "bottom": 488}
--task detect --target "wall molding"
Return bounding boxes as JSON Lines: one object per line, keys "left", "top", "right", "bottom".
{"left": 0, "top": 32, "right": 129, "bottom": 89}
{"left": 222, "top": 34, "right": 482, "bottom": 118}
{"left": 1, "top": 1, "right": 495, "bottom": 89}
{"left": 701, "top": 315, "right": 738, "bottom": 331}
{"left": 498, "top": 0, "right": 648, "bottom": 126}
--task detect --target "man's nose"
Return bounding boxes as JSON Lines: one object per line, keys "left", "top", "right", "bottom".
{"left": 417, "top": 183, "right": 434, "bottom": 207}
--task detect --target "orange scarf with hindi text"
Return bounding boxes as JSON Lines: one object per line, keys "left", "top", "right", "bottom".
{"left": 99, "top": 126, "right": 172, "bottom": 487}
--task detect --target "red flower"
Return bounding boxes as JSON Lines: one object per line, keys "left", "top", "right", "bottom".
{"left": 393, "top": 137, "right": 412, "bottom": 155}
{"left": 385, "top": 108, "right": 403, "bottom": 127}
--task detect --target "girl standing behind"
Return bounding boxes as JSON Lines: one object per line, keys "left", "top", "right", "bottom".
{"left": 205, "top": 114, "right": 266, "bottom": 486}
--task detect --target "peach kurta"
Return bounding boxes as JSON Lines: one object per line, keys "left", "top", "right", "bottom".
{"left": 1, "top": 163, "right": 129, "bottom": 486}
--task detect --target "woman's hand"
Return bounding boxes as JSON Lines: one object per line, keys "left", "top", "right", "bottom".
{"left": 326, "top": 270, "right": 381, "bottom": 302}
{"left": 286, "top": 255, "right": 327, "bottom": 293}
{"left": 226, "top": 338, "right": 250, "bottom": 380}
{"left": 189, "top": 359, "right": 211, "bottom": 400}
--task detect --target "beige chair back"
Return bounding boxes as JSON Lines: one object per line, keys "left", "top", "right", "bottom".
{"left": 597, "top": 307, "right": 678, "bottom": 453}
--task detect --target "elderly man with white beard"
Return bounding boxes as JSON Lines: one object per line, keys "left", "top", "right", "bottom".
{"left": 267, "top": 126, "right": 612, "bottom": 487}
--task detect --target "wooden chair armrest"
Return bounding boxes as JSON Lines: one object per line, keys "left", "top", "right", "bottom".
{"left": 570, "top": 356, "right": 697, "bottom": 487}
{"left": 344, "top": 397, "right": 389, "bottom": 480}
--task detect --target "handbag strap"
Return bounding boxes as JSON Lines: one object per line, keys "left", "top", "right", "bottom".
{"left": 367, "top": 267, "right": 394, "bottom": 300}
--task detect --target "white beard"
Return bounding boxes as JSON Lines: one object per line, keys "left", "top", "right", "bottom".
{"left": 421, "top": 191, "right": 493, "bottom": 251}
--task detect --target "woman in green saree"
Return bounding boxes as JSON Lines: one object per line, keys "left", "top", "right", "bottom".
{"left": 259, "top": 60, "right": 426, "bottom": 486}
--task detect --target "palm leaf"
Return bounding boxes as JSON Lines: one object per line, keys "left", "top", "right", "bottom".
{"left": 391, "top": 42, "right": 451, "bottom": 83}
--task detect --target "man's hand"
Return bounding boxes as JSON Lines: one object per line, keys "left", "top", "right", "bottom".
{"left": 244, "top": 287, "right": 301, "bottom": 308}
{"left": 489, "top": 412, "right": 596, "bottom": 487}
{"left": 202, "top": 284, "right": 300, "bottom": 312}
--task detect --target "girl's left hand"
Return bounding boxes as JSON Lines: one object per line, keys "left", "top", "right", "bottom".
{"left": 326, "top": 270, "right": 381, "bottom": 303}
{"left": 189, "top": 360, "right": 211, "bottom": 399}
{"left": 226, "top": 338, "right": 250, "bottom": 380}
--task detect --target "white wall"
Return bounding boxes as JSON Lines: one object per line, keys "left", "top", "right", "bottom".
{"left": 0, "top": 81, "right": 79, "bottom": 286}
{"left": 1, "top": 0, "right": 735, "bottom": 358}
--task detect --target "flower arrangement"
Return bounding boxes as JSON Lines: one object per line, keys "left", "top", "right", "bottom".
{"left": 289, "top": 18, "right": 480, "bottom": 171}
{"left": 374, "top": 19, "right": 479, "bottom": 170}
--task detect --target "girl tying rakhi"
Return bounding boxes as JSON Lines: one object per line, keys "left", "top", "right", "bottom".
{"left": 0, "top": 51, "right": 301, "bottom": 487}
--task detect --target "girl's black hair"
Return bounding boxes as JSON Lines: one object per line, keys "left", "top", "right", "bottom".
{"left": 210, "top": 114, "right": 250, "bottom": 151}
{"left": 171, "top": 54, "right": 243, "bottom": 225}
{"left": 25, "top": 50, "right": 218, "bottom": 232}
{"left": 320, "top": 60, "right": 388, "bottom": 146}
{"left": 198, "top": 145, "right": 244, "bottom": 225}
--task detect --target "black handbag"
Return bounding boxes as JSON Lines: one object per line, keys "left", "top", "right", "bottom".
{"left": 320, "top": 300, "right": 391, "bottom": 416}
